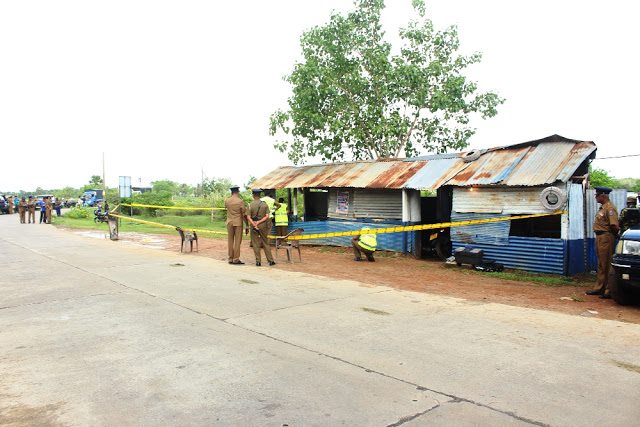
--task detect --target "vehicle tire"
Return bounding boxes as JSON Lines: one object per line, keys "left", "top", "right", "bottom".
{"left": 462, "top": 149, "right": 482, "bottom": 163}
{"left": 435, "top": 238, "right": 452, "bottom": 261}
{"left": 609, "top": 271, "right": 634, "bottom": 305}
{"left": 540, "top": 186, "right": 567, "bottom": 210}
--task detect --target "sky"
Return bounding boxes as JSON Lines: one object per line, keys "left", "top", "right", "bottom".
{"left": 1, "top": 0, "right": 638, "bottom": 193}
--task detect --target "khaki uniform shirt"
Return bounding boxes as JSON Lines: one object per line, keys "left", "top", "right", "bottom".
{"left": 224, "top": 195, "right": 246, "bottom": 227}
{"left": 27, "top": 200, "right": 36, "bottom": 211}
{"left": 249, "top": 199, "right": 269, "bottom": 224}
{"left": 593, "top": 200, "right": 619, "bottom": 232}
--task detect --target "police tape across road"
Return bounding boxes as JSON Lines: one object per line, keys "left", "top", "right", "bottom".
{"left": 109, "top": 210, "right": 228, "bottom": 236}
{"left": 108, "top": 206, "right": 566, "bottom": 241}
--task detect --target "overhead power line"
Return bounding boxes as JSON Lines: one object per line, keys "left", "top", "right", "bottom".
{"left": 594, "top": 153, "right": 640, "bottom": 160}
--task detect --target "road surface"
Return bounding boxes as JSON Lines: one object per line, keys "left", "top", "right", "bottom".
{"left": 1, "top": 215, "right": 639, "bottom": 426}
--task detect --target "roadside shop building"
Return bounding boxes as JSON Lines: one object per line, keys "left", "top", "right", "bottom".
{"left": 253, "top": 135, "right": 618, "bottom": 275}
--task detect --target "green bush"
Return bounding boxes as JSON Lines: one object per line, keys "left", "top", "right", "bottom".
{"left": 65, "top": 207, "right": 92, "bottom": 219}
{"left": 131, "top": 191, "right": 173, "bottom": 216}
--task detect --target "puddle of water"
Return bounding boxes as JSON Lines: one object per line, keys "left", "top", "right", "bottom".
{"left": 74, "top": 230, "right": 168, "bottom": 249}
{"left": 75, "top": 231, "right": 108, "bottom": 240}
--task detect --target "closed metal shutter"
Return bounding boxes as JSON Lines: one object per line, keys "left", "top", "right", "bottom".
{"left": 328, "top": 189, "right": 402, "bottom": 220}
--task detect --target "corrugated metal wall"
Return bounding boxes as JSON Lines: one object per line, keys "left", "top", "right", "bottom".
{"left": 287, "top": 220, "right": 414, "bottom": 253}
{"left": 567, "top": 183, "right": 586, "bottom": 275}
{"left": 567, "top": 183, "right": 585, "bottom": 240}
{"left": 585, "top": 188, "right": 627, "bottom": 236}
{"left": 452, "top": 238, "right": 565, "bottom": 274}
{"left": 328, "top": 189, "right": 402, "bottom": 220}
{"left": 451, "top": 185, "right": 567, "bottom": 274}
{"left": 452, "top": 185, "right": 564, "bottom": 214}
{"left": 450, "top": 212, "right": 510, "bottom": 245}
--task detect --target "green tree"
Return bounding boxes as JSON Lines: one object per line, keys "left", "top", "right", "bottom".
{"left": 617, "top": 177, "right": 640, "bottom": 192}
{"left": 269, "top": 0, "right": 503, "bottom": 164}
{"left": 152, "top": 180, "right": 180, "bottom": 195}
{"left": 202, "top": 177, "right": 233, "bottom": 198}
{"left": 244, "top": 176, "right": 256, "bottom": 190}
{"left": 89, "top": 175, "right": 103, "bottom": 186}
{"left": 589, "top": 166, "right": 617, "bottom": 188}
{"left": 178, "top": 183, "right": 194, "bottom": 197}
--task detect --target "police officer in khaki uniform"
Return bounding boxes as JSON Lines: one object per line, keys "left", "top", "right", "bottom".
{"left": 27, "top": 196, "right": 36, "bottom": 224}
{"left": 45, "top": 196, "right": 53, "bottom": 224}
{"left": 247, "top": 188, "right": 275, "bottom": 267}
{"left": 7, "top": 196, "right": 14, "bottom": 214}
{"left": 586, "top": 187, "right": 619, "bottom": 299}
{"left": 18, "top": 197, "right": 27, "bottom": 224}
{"left": 224, "top": 185, "right": 248, "bottom": 265}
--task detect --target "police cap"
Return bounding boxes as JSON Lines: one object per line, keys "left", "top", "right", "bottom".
{"left": 229, "top": 185, "right": 240, "bottom": 193}
{"left": 594, "top": 186, "right": 612, "bottom": 195}
{"left": 252, "top": 188, "right": 263, "bottom": 194}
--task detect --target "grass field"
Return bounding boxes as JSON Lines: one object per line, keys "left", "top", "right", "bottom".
{"left": 54, "top": 213, "right": 228, "bottom": 238}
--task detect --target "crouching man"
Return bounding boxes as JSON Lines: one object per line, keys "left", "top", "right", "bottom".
{"left": 352, "top": 226, "right": 377, "bottom": 262}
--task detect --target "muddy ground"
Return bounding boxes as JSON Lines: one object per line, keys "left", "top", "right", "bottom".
{"left": 76, "top": 230, "right": 640, "bottom": 324}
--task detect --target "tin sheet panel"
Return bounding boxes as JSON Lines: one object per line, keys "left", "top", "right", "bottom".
{"left": 452, "top": 186, "right": 559, "bottom": 214}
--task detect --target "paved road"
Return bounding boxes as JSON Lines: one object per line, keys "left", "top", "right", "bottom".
{"left": 1, "top": 215, "right": 639, "bottom": 426}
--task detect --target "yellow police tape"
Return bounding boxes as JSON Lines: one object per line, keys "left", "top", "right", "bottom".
{"left": 120, "top": 203, "right": 225, "bottom": 211}
{"left": 108, "top": 207, "right": 566, "bottom": 241}
{"left": 109, "top": 212, "right": 228, "bottom": 235}
{"left": 279, "top": 211, "right": 567, "bottom": 241}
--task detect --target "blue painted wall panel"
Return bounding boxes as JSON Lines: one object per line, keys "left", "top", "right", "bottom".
{"left": 452, "top": 236, "right": 565, "bottom": 274}
{"left": 450, "top": 212, "right": 510, "bottom": 245}
{"left": 567, "top": 239, "right": 586, "bottom": 275}
{"left": 288, "top": 220, "right": 415, "bottom": 253}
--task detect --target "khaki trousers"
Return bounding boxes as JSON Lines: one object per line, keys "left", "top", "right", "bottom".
{"left": 251, "top": 225, "right": 274, "bottom": 263}
{"left": 227, "top": 223, "right": 243, "bottom": 262}
{"left": 594, "top": 232, "right": 615, "bottom": 294}
{"left": 18, "top": 208, "right": 26, "bottom": 223}
{"left": 28, "top": 209, "right": 35, "bottom": 223}
{"left": 352, "top": 239, "right": 375, "bottom": 260}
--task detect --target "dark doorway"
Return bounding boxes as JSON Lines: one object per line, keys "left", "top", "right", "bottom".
{"left": 303, "top": 189, "right": 329, "bottom": 220}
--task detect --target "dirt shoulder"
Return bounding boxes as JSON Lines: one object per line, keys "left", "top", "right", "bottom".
{"left": 80, "top": 229, "right": 640, "bottom": 324}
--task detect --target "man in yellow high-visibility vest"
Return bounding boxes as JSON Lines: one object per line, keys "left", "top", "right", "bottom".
{"left": 274, "top": 197, "right": 289, "bottom": 237}
{"left": 352, "top": 226, "right": 377, "bottom": 262}
{"left": 260, "top": 192, "right": 276, "bottom": 244}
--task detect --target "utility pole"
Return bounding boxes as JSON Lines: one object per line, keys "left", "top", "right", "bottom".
{"left": 102, "top": 152, "right": 107, "bottom": 203}
{"left": 201, "top": 166, "right": 205, "bottom": 198}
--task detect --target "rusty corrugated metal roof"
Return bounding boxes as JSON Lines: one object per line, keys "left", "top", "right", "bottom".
{"left": 251, "top": 136, "right": 597, "bottom": 190}
{"left": 251, "top": 159, "right": 428, "bottom": 190}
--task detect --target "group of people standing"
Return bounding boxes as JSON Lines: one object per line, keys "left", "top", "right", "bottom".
{"left": 2, "top": 195, "right": 56, "bottom": 224}
{"left": 224, "top": 186, "right": 290, "bottom": 266}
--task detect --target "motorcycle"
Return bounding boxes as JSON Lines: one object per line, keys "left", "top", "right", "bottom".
{"left": 94, "top": 203, "right": 110, "bottom": 223}
{"left": 423, "top": 228, "right": 452, "bottom": 260}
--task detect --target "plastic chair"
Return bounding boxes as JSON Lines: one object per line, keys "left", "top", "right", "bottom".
{"left": 176, "top": 227, "right": 198, "bottom": 253}
{"left": 275, "top": 228, "right": 304, "bottom": 262}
